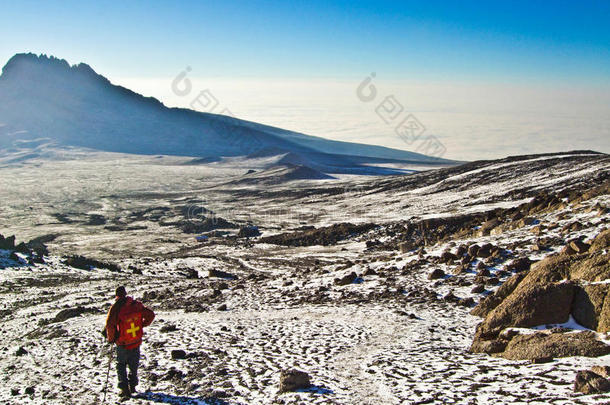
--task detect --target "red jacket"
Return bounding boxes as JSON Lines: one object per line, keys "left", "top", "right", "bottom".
{"left": 105, "top": 296, "right": 155, "bottom": 349}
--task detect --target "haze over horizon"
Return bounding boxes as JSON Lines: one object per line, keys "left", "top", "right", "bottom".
{"left": 1, "top": 0, "right": 609, "bottom": 160}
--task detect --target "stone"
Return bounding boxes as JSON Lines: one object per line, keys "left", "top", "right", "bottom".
{"left": 15, "top": 346, "right": 28, "bottom": 356}
{"left": 589, "top": 228, "right": 610, "bottom": 253}
{"left": 334, "top": 272, "right": 358, "bottom": 286}
{"left": 574, "top": 370, "right": 610, "bottom": 394}
{"left": 570, "top": 240, "right": 591, "bottom": 254}
{"left": 428, "top": 269, "right": 445, "bottom": 280}
{"left": 471, "top": 284, "right": 485, "bottom": 294}
{"left": 476, "top": 281, "right": 575, "bottom": 336}
{"left": 477, "top": 243, "right": 493, "bottom": 258}
{"left": 279, "top": 369, "right": 311, "bottom": 393}
{"left": 501, "top": 331, "right": 610, "bottom": 360}
{"left": 399, "top": 241, "right": 416, "bottom": 253}
{"left": 171, "top": 349, "right": 187, "bottom": 360}
{"left": 505, "top": 257, "right": 533, "bottom": 273}
{"left": 208, "top": 269, "right": 238, "bottom": 280}
{"left": 468, "top": 244, "right": 480, "bottom": 257}
{"left": 470, "top": 272, "right": 526, "bottom": 318}
{"left": 439, "top": 251, "right": 457, "bottom": 263}
{"left": 562, "top": 244, "right": 577, "bottom": 255}
{"left": 470, "top": 338, "right": 508, "bottom": 354}
{"left": 591, "top": 365, "right": 610, "bottom": 378}
{"left": 572, "top": 284, "right": 610, "bottom": 332}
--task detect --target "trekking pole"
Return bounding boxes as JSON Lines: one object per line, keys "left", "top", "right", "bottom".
{"left": 101, "top": 346, "right": 114, "bottom": 404}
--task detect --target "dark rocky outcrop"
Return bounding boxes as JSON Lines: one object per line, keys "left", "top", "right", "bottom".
{"left": 260, "top": 223, "right": 376, "bottom": 247}
{"left": 63, "top": 255, "right": 121, "bottom": 272}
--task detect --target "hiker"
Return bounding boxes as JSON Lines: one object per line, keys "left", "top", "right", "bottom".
{"left": 105, "top": 286, "right": 155, "bottom": 399}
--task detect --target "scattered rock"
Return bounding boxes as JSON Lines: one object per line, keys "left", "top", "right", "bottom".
{"left": 531, "top": 356, "right": 553, "bottom": 364}
{"left": 238, "top": 225, "right": 260, "bottom": 238}
{"left": 399, "top": 241, "right": 416, "bottom": 253}
{"left": 428, "top": 269, "right": 445, "bottom": 280}
{"left": 208, "top": 269, "right": 238, "bottom": 280}
{"left": 52, "top": 307, "right": 98, "bottom": 323}
{"left": 160, "top": 324, "right": 177, "bottom": 333}
{"left": 505, "top": 257, "right": 533, "bottom": 273}
{"left": 334, "top": 272, "right": 358, "bottom": 286}
{"left": 279, "top": 369, "right": 311, "bottom": 393}
{"left": 171, "top": 349, "right": 187, "bottom": 360}
{"left": 471, "top": 285, "right": 485, "bottom": 294}
{"left": 15, "top": 346, "right": 28, "bottom": 356}
{"left": 574, "top": 369, "right": 610, "bottom": 394}
{"left": 63, "top": 255, "right": 121, "bottom": 272}
{"left": 570, "top": 240, "right": 591, "bottom": 254}
{"left": 591, "top": 365, "right": 610, "bottom": 378}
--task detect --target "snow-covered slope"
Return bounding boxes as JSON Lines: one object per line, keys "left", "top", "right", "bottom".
{"left": 1, "top": 151, "right": 609, "bottom": 404}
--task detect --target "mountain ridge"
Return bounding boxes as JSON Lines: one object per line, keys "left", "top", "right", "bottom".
{"left": 0, "top": 53, "right": 454, "bottom": 173}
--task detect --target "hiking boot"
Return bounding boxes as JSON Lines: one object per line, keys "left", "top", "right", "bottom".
{"left": 119, "top": 387, "right": 131, "bottom": 399}
{"left": 129, "top": 383, "right": 137, "bottom": 395}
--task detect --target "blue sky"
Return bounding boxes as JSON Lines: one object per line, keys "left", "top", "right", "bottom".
{"left": 1, "top": 0, "right": 609, "bottom": 159}
{"left": 2, "top": 0, "right": 609, "bottom": 82}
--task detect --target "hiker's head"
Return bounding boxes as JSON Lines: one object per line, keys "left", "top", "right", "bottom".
{"left": 115, "top": 286, "right": 127, "bottom": 298}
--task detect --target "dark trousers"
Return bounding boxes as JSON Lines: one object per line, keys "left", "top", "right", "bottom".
{"left": 116, "top": 345, "right": 140, "bottom": 390}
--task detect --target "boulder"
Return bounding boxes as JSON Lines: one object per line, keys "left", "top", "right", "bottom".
{"left": 569, "top": 253, "right": 610, "bottom": 282}
{"left": 574, "top": 370, "right": 610, "bottom": 394}
{"left": 171, "top": 349, "right": 187, "bottom": 360}
{"left": 471, "top": 284, "right": 485, "bottom": 294}
{"left": 591, "top": 365, "right": 610, "bottom": 378}
{"left": 0, "top": 234, "right": 16, "bottom": 250}
{"left": 569, "top": 240, "right": 590, "bottom": 254}
{"left": 501, "top": 331, "right": 610, "bottom": 360}
{"left": 238, "top": 225, "right": 260, "bottom": 238}
{"left": 562, "top": 244, "right": 577, "bottom": 255}
{"left": 439, "top": 251, "right": 457, "bottom": 263}
{"left": 590, "top": 228, "right": 610, "bottom": 253}
{"left": 480, "top": 219, "right": 500, "bottom": 235}
{"left": 470, "top": 337, "right": 508, "bottom": 354}
{"left": 505, "top": 257, "right": 533, "bottom": 273}
{"left": 524, "top": 254, "right": 573, "bottom": 284}
{"left": 470, "top": 272, "right": 526, "bottom": 318}
{"left": 456, "top": 245, "right": 467, "bottom": 257}
{"left": 279, "top": 369, "right": 311, "bottom": 393}
{"left": 399, "top": 241, "right": 416, "bottom": 253}
{"left": 428, "top": 269, "right": 445, "bottom": 280}
{"left": 334, "top": 272, "right": 358, "bottom": 286}
{"left": 467, "top": 244, "right": 480, "bottom": 257}
{"left": 476, "top": 281, "right": 575, "bottom": 336}
{"left": 208, "top": 269, "right": 238, "bottom": 280}
{"left": 572, "top": 284, "right": 610, "bottom": 332}
{"left": 477, "top": 243, "right": 493, "bottom": 258}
